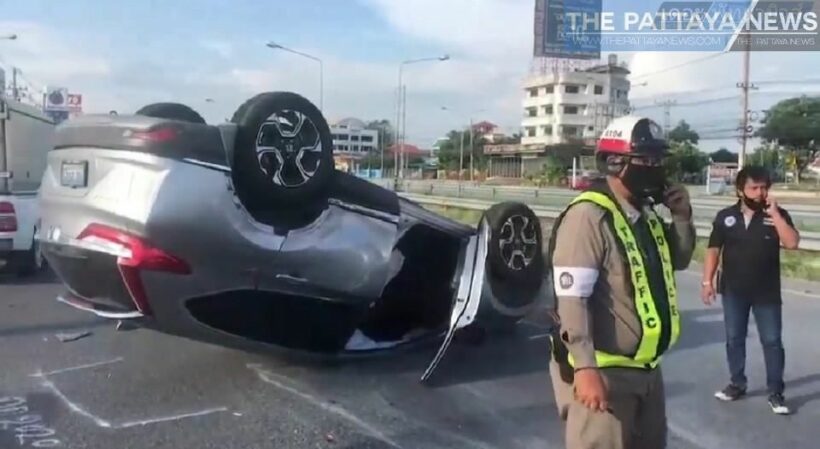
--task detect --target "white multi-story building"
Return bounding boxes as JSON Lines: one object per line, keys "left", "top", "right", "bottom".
{"left": 520, "top": 55, "right": 632, "bottom": 148}
{"left": 330, "top": 117, "right": 379, "bottom": 156}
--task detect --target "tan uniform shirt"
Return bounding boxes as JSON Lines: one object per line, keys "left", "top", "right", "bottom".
{"left": 551, "top": 194, "right": 696, "bottom": 369}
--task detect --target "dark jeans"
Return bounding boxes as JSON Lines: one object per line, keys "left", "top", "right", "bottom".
{"left": 723, "top": 293, "right": 785, "bottom": 395}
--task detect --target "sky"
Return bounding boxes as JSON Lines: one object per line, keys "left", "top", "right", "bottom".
{"left": 0, "top": 0, "right": 818, "bottom": 153}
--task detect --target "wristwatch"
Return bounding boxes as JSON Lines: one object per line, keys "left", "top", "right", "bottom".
{"left": 701, "top": 280, "right": 712, "bottom": 287}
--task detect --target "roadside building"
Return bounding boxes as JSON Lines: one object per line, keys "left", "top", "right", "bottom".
{"left": 330, "top": 117, "right": 379, "bottom": 172}
{"left": 472, "top": 121, "right": 507, "bottom": 143}
{"left": 486, "top": 55, "right": 633, "bottom": 179}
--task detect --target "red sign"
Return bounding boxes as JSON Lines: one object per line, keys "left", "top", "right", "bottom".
{"left": 67, "top": 94, "right": 82, "bottom": 112}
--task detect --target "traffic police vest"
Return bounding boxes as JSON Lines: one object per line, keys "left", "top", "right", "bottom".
{"left": 551, "top": 190, "right": 681, "bottom": 370}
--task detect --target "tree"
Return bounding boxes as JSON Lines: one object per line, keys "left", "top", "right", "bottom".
{"left": 750, "top": 143, "right": 783, "bottom": 179}
{"left": 668, "top": 120, "right": 700, "bottom": 144}
{"left": 755, "top": 96, "right": 820, "bottom": 183}
{"left": 435, "top": 128, "right": 489, "bottom": 172}
{"left": 664, "top": 141, "right": 709, "bottom": 182}
{"left": 365, "top": 120, "right": 395, "bottom": 150}
{"left": 435, "top": 130, "right": 466, "bottom": 171}
{"left": 709, "top": 148, "right": 737, "bottom": 163}
{"left": 360, "top": 119, "right": 396, "bottom": 170}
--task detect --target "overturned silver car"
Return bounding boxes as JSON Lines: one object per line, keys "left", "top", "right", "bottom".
{"left": 37, "top": 92, "right": 547, "bottom": 381}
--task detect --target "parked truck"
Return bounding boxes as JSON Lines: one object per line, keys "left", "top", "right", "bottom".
{"left": 0, "top": 96, "right": 55, "bottom": 276}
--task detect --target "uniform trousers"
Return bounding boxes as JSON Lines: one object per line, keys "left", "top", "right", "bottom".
{"left": 549, "top": 361, "right": 667, "bottom": 449}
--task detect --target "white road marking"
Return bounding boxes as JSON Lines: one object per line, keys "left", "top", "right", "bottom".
{"left": 528, "top": 333, "right": 552, "bottom": 341}
{"left": 681, "top": 270, "right": 820, "bottom": 299}
{"left": 38, "top": 376, "right": 114, "bottom": 429}
{"left": 247, "top": 363, "right": 402, "bottom": 449}
{"left": 117, "top": 408, "right": 229, "bottom": 429}
{"left": 33, "top": 359, "right": 229, "bottom": 429}
{"left": 32, "top": 357, "right": 124, "bottom": 377}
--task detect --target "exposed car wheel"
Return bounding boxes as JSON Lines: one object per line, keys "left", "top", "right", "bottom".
{"left": 136, "top": 102, "right": 207, "bottom": 124}
{"left": 230, "top": 92, "right": 334, "bottom": 209}
{"left": 484, "top": 202, "right": 544, "bottom": 284}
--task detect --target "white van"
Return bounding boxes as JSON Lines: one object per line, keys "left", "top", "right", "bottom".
{"left": 0, "top": 96, "right": 55, "bottom": 275}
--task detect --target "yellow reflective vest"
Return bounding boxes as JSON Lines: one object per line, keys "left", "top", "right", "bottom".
{"left": 561, "top": 191, "right": 681, "bottom": 369}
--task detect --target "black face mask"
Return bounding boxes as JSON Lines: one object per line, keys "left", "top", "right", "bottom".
{"left": 620, "top": 163, "right": 667, "bottom": 203}
{"left": 742, "top": 196, "right": 767, "bottom": 212}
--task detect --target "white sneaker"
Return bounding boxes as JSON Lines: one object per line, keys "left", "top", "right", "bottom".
{"left": 768, "top": 394, "right": 791, "bottom": 415}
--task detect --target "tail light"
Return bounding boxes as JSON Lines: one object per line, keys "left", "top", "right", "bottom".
{"left": 128, "top": 126, "right": 179, "bottom": 143}
{"left": 78, "top": 223, "right": 191, "bottom": 315}
{"left": 0, "top": 202, "right": 17, "bottom": 232}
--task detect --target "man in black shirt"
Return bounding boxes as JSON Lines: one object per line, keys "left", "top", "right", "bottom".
{"left": 701, "top": 166, "right": 800, "bottom": 416}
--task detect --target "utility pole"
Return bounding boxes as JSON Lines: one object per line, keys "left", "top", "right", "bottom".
{"left": 11, "top": 67, "right": 19, "bottom": 102}
{"left": 459, "top": 128, "right": 465, "bottom": 183}
{"left": 393, "top": 86, "right": 401, "bottom": 181}
{"left": 737, "top": 30, "right": 755, "bottom": 168}
{"left": 469, "top": 118, "right": 474, "bottom": 182}
{"left": 401, "top": 85, "right": 407, "bottom": 178}
{"left": 394, "top": 85, "right": 401, "bottom": 181}
{"left": 655, "top": 99, "right": 677, "bottom": 138}
{"left": 379, "top": 127, "right": 384, "bottom": 177}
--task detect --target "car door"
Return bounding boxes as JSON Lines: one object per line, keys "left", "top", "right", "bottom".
{"left": 420, "top": 217, "right": 490, "bottom": 382}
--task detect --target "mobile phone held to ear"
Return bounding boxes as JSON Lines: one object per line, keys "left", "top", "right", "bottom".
{"left": 650, "top": 181, "right": 671, "bottom": 205}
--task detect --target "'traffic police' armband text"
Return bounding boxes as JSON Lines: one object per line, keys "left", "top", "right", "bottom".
{"left": 553, "top": 266, "right": 598, "bottom": 298}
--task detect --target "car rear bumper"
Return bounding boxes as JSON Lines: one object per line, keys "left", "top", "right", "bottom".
{"left": 41, "top": 238, "right": 146, "bottom": 316}
{"left": 1, "top": 238, "right": 13, "bottom": 254}
{"left": 56, "top": 291, "right": 145, "bottom": 319}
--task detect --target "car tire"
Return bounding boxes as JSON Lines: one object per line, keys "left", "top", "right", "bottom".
{"left": 230, "top": 92, "right": 334, "bottom": 209}
{"left": 483, "top": 202, "right": 544, "bottom": 284}
{"left": 135, "top": 103, "right": 207, "bottom": 124}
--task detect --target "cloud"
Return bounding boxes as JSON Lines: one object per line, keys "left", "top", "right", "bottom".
{"left": 0, "top": 21, "right": 111, "bottom": 85}
{"left": 3, "top": 5, "right": 817, "bottom": 153}
{"left": 200, "top": 39, "right": 234, "bottom": 59}
{"left": 356, "top": 0, "right": 538, "bottom": 143}
{"left": 361, "top": 0, "right": 533, "bottom": 61}
{"left": 0, "top": 21, "right": 238, "bottom": 115}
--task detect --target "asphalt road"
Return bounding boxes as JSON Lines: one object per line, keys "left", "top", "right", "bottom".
{"left": 1, "top": 267, "right": 819, "bottom": 449}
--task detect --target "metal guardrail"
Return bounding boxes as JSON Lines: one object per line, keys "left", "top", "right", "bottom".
{"left": 369, "top": 178, "right": 820, "bottom": 230}
{"left": 397, "top": 192, "right": 820, "bottom": 252}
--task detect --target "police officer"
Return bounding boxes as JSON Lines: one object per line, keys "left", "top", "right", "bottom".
{"left": 548, "top": 116, "right": 696, "bottom": 449}
{"left": 702, "top": 165, "right": 799, "bottom": 415}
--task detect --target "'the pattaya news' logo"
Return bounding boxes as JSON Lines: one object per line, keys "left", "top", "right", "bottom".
{"left": 556, "top": 1, "right": 820, "bottom": 52}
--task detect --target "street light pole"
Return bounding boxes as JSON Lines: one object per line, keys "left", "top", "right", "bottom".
{"left": 266, "top": 41, "right": 323, "bottom": 111}
{"left": 395, "top": 55, "right": 450, "bottom": 180}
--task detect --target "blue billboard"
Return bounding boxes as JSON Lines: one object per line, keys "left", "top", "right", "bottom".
{"left": 534, "top": 0, "right": 818, "bottom": 54}
{"left": 534, "top": 0, "right": 603, "bottom": 59}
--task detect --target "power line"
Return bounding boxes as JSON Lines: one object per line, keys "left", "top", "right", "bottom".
{"left": 756, "top": 78, "right": 820, "bottom": 85}
{"left": 654, "top": 100, "right": 676, "bottom": 137}
{"left": 630, "top": 52, "right": 730, "bottom": 81}
{"left": 632, "top": 78, "right": 820, "bottom": 104}
{"left": 632, "top": 90, "right": 818, "bottom": 110}
{"left": 631, "top": 86, "right": 731, "bottom": 103}
{"left": 634, "top": 96, "right": 736, "bottom": 110}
